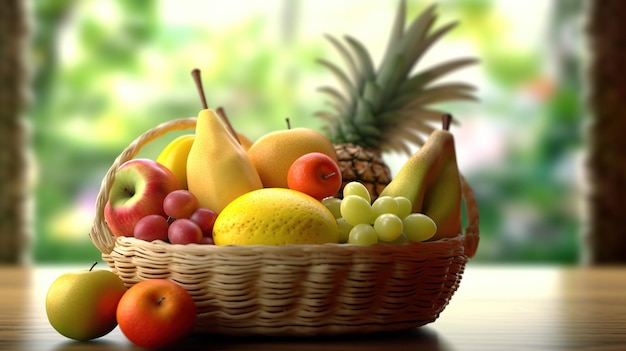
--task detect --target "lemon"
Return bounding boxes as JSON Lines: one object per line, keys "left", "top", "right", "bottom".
{"left": 213, "top": 188, "right": 339, "bottom": 245}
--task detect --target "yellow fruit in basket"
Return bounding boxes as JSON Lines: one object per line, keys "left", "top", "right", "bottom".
{"left": 187, "top": 109, "right": 263, "bottom": 213}
{"left": 156, "top": 134, "right": 195, "bottom": 189}
{"left": 213, "top": 188, "right": 339, "bottom": 245}
{"left": 247, "top": 127, "right": 338, "bottom": 188}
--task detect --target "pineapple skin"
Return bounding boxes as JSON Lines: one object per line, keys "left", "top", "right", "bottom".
{"left": 334, "top": 143, "right": 391, "bottom": 200}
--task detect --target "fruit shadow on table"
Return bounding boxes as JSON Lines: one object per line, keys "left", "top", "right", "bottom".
{"left": 184, "top": 327, "right": 454, "bottom": 351}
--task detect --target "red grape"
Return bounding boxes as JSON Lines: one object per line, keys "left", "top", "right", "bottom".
{"left": 168, "top": 218, "right": 203, "bottom": 244}
{"left": 134, "top": 215, "right": 169, "bottom": 242}
{"left": 163, "top": 190, "right": 200, "bottom": 219}
{"left": 189, "top": 208, "right": 218, "bottom": 237}
{"left": 200, "top": 236, "right": 215, "bottom": 245}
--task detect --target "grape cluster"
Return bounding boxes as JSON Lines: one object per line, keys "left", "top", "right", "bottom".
{"left": 322, "top": 182, "right": 437, "bottom": 245}
{"left": 133, "top": 190, "right": 217, "bottom": 245}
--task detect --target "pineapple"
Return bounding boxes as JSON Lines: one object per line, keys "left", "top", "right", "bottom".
{"left": 316, "top": 1, "right": 478, "bottom": 199}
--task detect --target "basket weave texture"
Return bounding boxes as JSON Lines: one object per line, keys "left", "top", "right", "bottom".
{"left": 89, "top": 118, "right": 480, "bottom": 336}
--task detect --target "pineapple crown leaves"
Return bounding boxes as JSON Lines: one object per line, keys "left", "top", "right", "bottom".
{"left": 315, "top": 0, "right": 478, "bottom": 154}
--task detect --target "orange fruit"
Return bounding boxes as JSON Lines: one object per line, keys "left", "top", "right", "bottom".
{"left": 287, "top": 152, "right": 342, "bottom": 200}
{"left": 247, "top": 128, "right": 338, "bottom": 188}
{"left": 116, "top": 279, "right": 196, "bottom": 349}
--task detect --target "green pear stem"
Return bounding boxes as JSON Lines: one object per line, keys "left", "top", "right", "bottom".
{"left": 191, "top": 68, "right": 240, "bottom": 143}
{"left": 89, "top": 261, "right": 98, "bottom": 271}
{"left": 442, "top": 113, "right": 452, "bottom": 131}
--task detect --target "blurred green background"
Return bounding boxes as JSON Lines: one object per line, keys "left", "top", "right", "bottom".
{"left": 28, "top": 0, "right": 585, "bottom": 263}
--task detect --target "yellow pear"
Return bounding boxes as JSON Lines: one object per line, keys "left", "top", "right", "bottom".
{"left": 380, "top": 114, "right": 462, "bottom": 240}
{"left": 247, "top": 127, "right": 339, "bottom": 188}
{"left": 186, "top": 109, "right": 262, "bottom": 213}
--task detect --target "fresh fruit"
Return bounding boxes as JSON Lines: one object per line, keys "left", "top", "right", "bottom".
{"left": 168, "top": 218, "right": 203, "bottom": 244}
{"left": 315, "top": 1, "right": 477, "bottom": 200}
{"left": 247, "top": 126, "right": 339, "bottom": 188}
{"left": 403, "top": 213, "right": 437, "bottom": 242}
{"left": 339, "top": 195, "right": 373, "bottom": 226}
{"left": 373, "top": 213, "right": 403, "bottom": 242}
{"left": 321, "top": 197, "right": 342, "bottom": 219}
{"left": 213, "top": 188, "right": 339, "bottom": 245}
{"left": 116, "top": 279, "right": 197, "bottom": 349}
{"left": 342, "top": 181, "right": 371, "bottom": 203}
{"left": 336, "top": 217, "right": 352, "bottom": 243}
{"left": 156, "top": 132, "right": 252, "bottom": 190}
{"left": 163, "top": 189, "right": 200, "bottom": 219}
{"left": 104, "top": 158, "right": 182, "bottom": 237}
{"left": 395, "top": 196, "right": 412, "bottom": 219}
{"left": 287, "top": 152, "right": 342, "bottom": 200}
{"left": 380, "top": 114, "right": 462, "bottom": 240}
{"left": 134, "top": 214, "right": 170, "bottom": 242}
{"left": 156, "top": 134, "right": 195, "bottom": 189}
{"left": 186, "top": 109, "right": 263, "bottom": 213}
{"left": 348, "top": 223, "right": 378, "bottom": 245}
{"left": 371, "top": 196, "right": 399, "bottom": 218}
{"left": 189, "top": 207, "right": 218, "bottom": 237}
{"left": 46, "top": 262, "right": 127, "bottom": 341}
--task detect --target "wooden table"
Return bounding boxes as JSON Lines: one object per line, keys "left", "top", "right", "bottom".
{"left": 1, "top": 264, "right": 625, "bottom": 350}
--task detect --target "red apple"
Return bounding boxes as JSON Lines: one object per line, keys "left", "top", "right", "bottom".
{"left": 116, "top": 279, "right": 197, "bottom": 349}
{"left": 104, "top": 158, "right": 182, "bottom": 237}
{"left": 287, "top": 152, "right": 342, "bottom": 200}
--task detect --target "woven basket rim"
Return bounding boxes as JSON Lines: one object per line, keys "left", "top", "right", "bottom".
{"left": 89, "top": 117, "right": 480, "bottom": 258}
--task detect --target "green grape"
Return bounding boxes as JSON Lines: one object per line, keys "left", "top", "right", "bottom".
{"left": 371, "top": 196, "right": 399, "bottom": 217}
{"left": 340, "top": 195, "right": 373, "bottom": 226}
{"left": 373, "top": 213, "right": 403, "bottom": 242}
{"left": 395, "top": 196, "right": 412, "bottom": 219}
{"left": 381, "top": 232, "right": 408, "bottom": 245}
{"left": 348, "top": 223, "right": 378, "bottom": 245}
{"left": 342, "top": 181, "right": 371, "bottom": 203}
{"left": 322, "top": 197, "right": 342, "bottom": 219}
{"left": 336, "top": 217, "right": 353, "bottom": 243}
{"left": 403, "top": 213, "right": 437, "bottom": 242}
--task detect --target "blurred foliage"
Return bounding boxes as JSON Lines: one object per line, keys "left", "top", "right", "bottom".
{"left": 28, "top": 0, "right": 585, "bottom": 263}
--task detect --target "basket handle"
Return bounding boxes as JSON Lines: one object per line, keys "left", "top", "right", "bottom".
{"left": 460, "top": 174, "right": 480, "bottom": 258}
{"left": 89, "top": 117, "right": 198, "bottom": 254}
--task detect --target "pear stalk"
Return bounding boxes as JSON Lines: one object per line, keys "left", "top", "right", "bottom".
{"left": 191, "top": 68, "right": 240, "bottom": 143}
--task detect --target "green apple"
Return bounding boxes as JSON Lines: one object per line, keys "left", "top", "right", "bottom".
{"left": 45, "top": 262, "right": 127, "bottom": 341}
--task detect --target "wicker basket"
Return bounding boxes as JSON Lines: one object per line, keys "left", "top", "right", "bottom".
{"left": 89, "top": 117, "right": 480, "bottom": 336}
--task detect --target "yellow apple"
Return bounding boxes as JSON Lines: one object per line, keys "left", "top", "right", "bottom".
{"left": 45, "top": 262, "right": 127, "bottom": 341}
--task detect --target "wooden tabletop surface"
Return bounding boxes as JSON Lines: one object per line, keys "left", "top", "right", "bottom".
{"left": 1, "top": 264, "right": 625, "bottom": 351}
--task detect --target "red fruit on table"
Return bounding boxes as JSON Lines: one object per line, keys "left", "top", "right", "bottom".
{"left": 116, "top": 279, "right": 197, "bottom": 349}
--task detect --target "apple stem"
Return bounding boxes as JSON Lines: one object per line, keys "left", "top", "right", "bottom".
{"left": 442, "top": 113, "right": 452, "bottom": 131}
{"left": 324, "top": 172, "right": 336, "bottom": 179}
{"left": 89, "top": 261, "right": 98, "bottom": 272}
{"left": 157, "top": 297, "right": 166, "bottom": 305}
{"left": 285, "top": 118, "right": 291, "bottom": 130}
